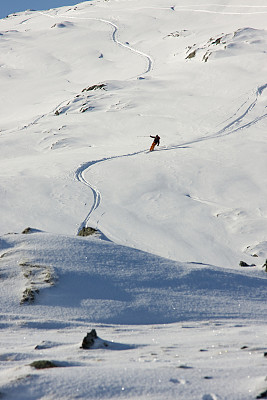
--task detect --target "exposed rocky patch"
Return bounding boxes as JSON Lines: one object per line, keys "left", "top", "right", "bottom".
{"left": 186, "top": 49, "right": 197, "bottom": 60}
{"left": 0, "top": 251, "right": 10, "bottom": 259}
{"left": 239, "top": 261, "right": 256, "bottom": 267}
{"left": 185, "top": 27, "right": 267, "bottom": 62}
{"left": 30, "top": 360, "right": 59, "bottom": 369}
{"left": 20, "top": 261, "right": 56, "bottom": 304}
{"left": 82, "top": 83, "right": 106, "bottom": 92}
{"left": 22, "top": 227, "right": 41, "bottom": 234}
{"left": 80, "top": 329, "right": 134, "bottom": 350}
{"left": 20, "top": 287, "right": 39, "bottom": 304}
{"left": 54, "top": 83, "right": 107, "bottom": 116}
{"left": 22, "top": 227, "right": 32, "bottom": 234}
{"left": 245, "top": 242, "right": 267, "bottom": 259}
{"left": 178, "top": 364, "right": 193, "bottom": 369}
{"left": 81, "top": 329, "right": 99, "bottom": 349}
{"left": 185, "top": 33, "right": 229, "bottom": 61}
{"left": 166, "top": 29, "right": 191, "bottom": 38}
{"left": 80, "top": 105, "right": 94, "bottom": 113}
{"left": 256, "top": 389, "right": 267, "bottom": 399}
{"left": 77, "top": 227, "right": 99, "bottom": 237}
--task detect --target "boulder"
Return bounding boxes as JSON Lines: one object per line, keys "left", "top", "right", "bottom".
{"left": 78, "top": 227, "right": 98, "bottom": 237}
{"left": 81, "top": 329, "right": 98, "bottom": 349}
{"left": 239, "top": 261, "right": 255, "bottom": 267}
{"left": 30, "top": 360, "right": 58, "bottom": 369}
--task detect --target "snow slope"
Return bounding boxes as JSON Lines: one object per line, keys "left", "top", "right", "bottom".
{"left": 1, "top": 0, "right": 267, "bottom": 266}
{"left": 0, "top": 231, "right": 266, "bottom": 400}
{"left": 0, "top": 0, "right": 267, "bottom": 399}
{"left": 1, "top": 232, "right": 266, "bottom": 325}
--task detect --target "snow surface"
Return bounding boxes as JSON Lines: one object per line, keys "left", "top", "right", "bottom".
{"left": 0, "top": 0, "right": 267, "bottom": 399}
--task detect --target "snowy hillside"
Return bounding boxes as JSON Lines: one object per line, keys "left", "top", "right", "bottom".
{"left": 0, "top": 1, "right": 267, "bottom": 399}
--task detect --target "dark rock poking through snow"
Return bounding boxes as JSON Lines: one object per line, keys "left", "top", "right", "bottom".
{"left": 80, "top": 329, "right": 108, "bottom": 349}
{"left": 30, "top": 360, "right": 58, "bottom": 369}
{"left": 22, "top": 227, "right": 37, "bottom": 234}
{"left": 256, "top": 389, "right": 267, "bottom": 399}
{"left": 20, "top": 287, "right": 39, "bottom": 304}
{"left": 22, "top": 227, "right": 32, "bottom": 234}
{"left": 186, "top": 49, "right": 196, "bottom": 59}
{"left": 82, "top": 83, "right": 106, "bottom": 92}
{"left": 178, "top": 365, "right": 193, "bottom": 369}
{"left": 78, "top": 227, "right": 98, "bottom": 237}
{"left": 81, "top": 329, "right": 97, "bottom": 348}
{"left": 81, "top": 329, "right": 98, "bottom": 349}
{"left": 22, "top": 227, "right": 42, "bottom": 234}
{"left": 239, "top": 261, "right": 256, "bottom": 267}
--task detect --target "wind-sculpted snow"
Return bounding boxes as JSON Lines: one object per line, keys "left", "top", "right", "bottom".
{"left": 1, "top": 232, "right": 266, "bottom": 325}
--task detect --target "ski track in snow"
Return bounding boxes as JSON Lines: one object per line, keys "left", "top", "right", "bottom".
{"left": 76, "top": 81, "right": 267, "bottom": 232}
{"left": 75, "top": 150, "right": 146, "bottom": 233}
{"left": 37, "top": 8, "right": 154, "bottom": 233}
{"left": 165, "top": 82, "right": 267, "bottom": 151}
{"left": 1, "top": 7, "right": 267, "bottom": 400}
{"left": 75, "top": 160, "right": 102, "bottom": 233}
{"left": 0, "top": 10, "right": 153, "bottom": 137}
{"left": 38, "top": 11, "right": 153, "bottom": 77}
{"left": 12, "top": 7, "right": 267, "bottom": 237}
{"left": 3, "top": 8, "right": 154, "bottom": 234}
{"left": 74, "top": 16, "right": 153, "bottom": 77}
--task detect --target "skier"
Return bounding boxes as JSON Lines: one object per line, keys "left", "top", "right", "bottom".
{"left": 150, "top": 134, "right": 160, "bottom": 151}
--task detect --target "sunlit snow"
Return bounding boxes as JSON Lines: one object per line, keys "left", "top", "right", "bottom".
{"left": 0, "top": 1, "right": 267, "bottom": 399}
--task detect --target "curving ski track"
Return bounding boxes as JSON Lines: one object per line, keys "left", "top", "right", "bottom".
{"left": 75, "top": 151, "right": 145, "bottom": 233}
{"left": 75, "top": 160, "right": 102, "bottom": 233}
{"left": 75, "top": 78, "right": 267, "bottom": 233}
{"left": 97, "top": 17, "right": 153, "bottom": 76}
{"left": 163, "top": 82, "right": 267, "bottom": 151}
{"left": 51, "top": 11, "right": 153, "bottom": 233}
{"left": 39, "top": 7, "right": 267, "bottom": 236}
{"left": 39, "top": 11, "right": 153, "bottom": 78}
{"left": 211, "top": 83, "right": 267, "bottom": 138}
{"left": 37, "top": 8, "right": 153, "bottom": 234}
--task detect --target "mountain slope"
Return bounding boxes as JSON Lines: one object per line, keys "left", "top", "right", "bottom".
{"left": 1, "top": 0, "right": 267, "bottom": 266}
{"left": 0, "top": 1, "right": 267, "bottom": 399}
